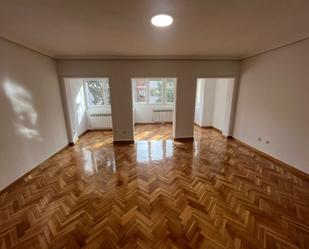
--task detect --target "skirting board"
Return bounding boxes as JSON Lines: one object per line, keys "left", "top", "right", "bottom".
{"left": 88, "top": 128, "right": 113, "bottom": 131}
{"left": 78, "top": 129, "right": 112, "bottom": 139}
{"left": 135, "top": 122, "right": 172, "bottom": 125}
{"left": 230, "top": 137, "right": 308, "bottom": 179}
{"left": 174, "top": 137, "right": 194, "bottom": 142}
{"left": 195, "top": 123, "right": 222, "bottom": 133}
{"left": 113, "top": 140, "right": 134, "bottom": 145}
{"left": 0, "top": 144, "right": 70, "bottom": 193}
{"left": 209, "top": 126, "right": 222, "bottom": 134}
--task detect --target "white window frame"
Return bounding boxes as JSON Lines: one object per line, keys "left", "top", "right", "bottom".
{"left": 83, "top": 78, "right": 110, "bottom": 108}
{"left": 148, "top": 78, "right": 164, "bottom": 105}
{"left": 133, "top": 78, "right": 176, "bottom": 105}
{"left": 165, "top": 79, "right": 176, "bottom": 104}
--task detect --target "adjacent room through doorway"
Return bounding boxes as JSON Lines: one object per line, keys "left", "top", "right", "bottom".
{"left": 63, "top": 77, "right": 113, "bottom": 144}
{"left": 194, "top": 78, "right": 235, "bottom": 137}
{"left": 131, "top": 78, "right": 177, "bottom": 141}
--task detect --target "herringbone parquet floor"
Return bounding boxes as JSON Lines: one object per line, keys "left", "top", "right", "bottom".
{"left": 0, "top": 125, "right": 308, "bottom": 249}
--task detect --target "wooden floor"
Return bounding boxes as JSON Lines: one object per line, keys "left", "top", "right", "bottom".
{"left": 0, "top": 125, "right": 309, "bottom": 249}
{"left": 134, "top": 124, "right": 173, "bottom": 140}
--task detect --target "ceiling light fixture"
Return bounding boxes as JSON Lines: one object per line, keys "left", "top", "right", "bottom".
{"left": 151, "top": 14, "right": 173, "bottom": 27}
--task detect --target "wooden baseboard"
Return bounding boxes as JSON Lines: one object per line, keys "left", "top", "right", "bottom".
{"left": 194, "top": 123, "right": 211, "bottom": 129}
{"left": 134, "top": 122, "right": 172, "bottom": 125}
{"left": 0, "top": 144, "right": 70, "bottom": 193}
{"left": 201, "top": 126, "right": 222, "bottom": 134}
{"left": 113, "top": 140, "right": 134, "bottom": 145}
{"left": 210, "top": 126, "right": 222, "bottom": 134}
{"left": 88, "top": 128, "right": 113, "bottom": 131}
{"left": 174, "top": 137, "right": 194, "bottom": 142}
{"left": 194, "top": 124, "right": 223, "bottom": 133}
{"left": 73, "top": 129, "right": 112, "bottom": 142}
{"left": 201, "top": 126, "right": 213, "bottom": 129}
{"left": 230, "top": 137, "right": 308, "bottom": 179}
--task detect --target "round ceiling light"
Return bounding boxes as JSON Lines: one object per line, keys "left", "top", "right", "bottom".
{"left": 151, "top": 14, "right": 173, "bottom": 27}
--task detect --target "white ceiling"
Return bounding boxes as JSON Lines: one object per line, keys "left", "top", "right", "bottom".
{"left": 1, "top": 0, "right": 309, "bottom": 60}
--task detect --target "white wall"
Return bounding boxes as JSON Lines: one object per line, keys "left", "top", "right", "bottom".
{"left": 0, "top": 38, "right": 68, "bottom": 190}
{"left": 64, "top": 78, "right": 88, "bottom": 143}
{"left": 134, "top": 104, "right": 174, "bottom": 123}
{"left": 202, "top": 80, "right": 217, "bottom": 127}
{"left": 233, "top": 39, "right": 309, "bottom": 173}
{"left": 195, "top": 78, "right": 216, "bottom": 127}
{"left": 57, "top": 60, "right": 239, "bottom": 141}
{"left": 213, "top": 79, "right": 229, "bottom": 131}
{"left": 194, "top": 79, "right": 203, "bottom": 125}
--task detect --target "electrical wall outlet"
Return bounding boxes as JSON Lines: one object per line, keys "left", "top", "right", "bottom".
{"left": 258, "top": 137, "right": 262, "bottom": 142}
{"left": 266, "top": 140, "right": 270, "bottom": 144}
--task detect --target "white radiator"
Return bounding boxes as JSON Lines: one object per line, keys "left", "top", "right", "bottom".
{"left": 152, "top": 109, "right": 173, "bottom": 123}
{"left": 88, "top": 113, "right": 112, "bottom": 129}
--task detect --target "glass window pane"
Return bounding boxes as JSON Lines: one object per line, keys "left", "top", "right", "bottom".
{"left": 165, "top": 79, "right": 175, "bottom": 103}
{"left": 86, "top": 80, "right": 105, "bottom": 106}
{"left": 149, "top": 80, "right": 163, "bottom": 104}
{"left": 105, "top": 82, "right": 111, "bottom": 105}
{"left": 135, "top": 79, "right": 147, "bottom": 103}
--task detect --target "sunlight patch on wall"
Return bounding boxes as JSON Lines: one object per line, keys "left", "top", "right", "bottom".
{"left": 75, "top": 85, "right": 86, "bottom": 125}
{"left": 3, "top": 81, "right": 41, "bottom": 140}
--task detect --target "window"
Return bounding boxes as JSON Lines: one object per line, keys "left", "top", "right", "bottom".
{"left": 134, "top": 79, "right": 148, "bottom": 103}
{"left": 105, "top": 82, "right": 111, "bottom": 105}
{"left": 165, "top": 79, "right": 175, "bottom": 103}
{"left": 149, "top": 80, "right": 163, "bottom": 104}
{"left": 84, "top": 79, "right": 110, "bottom": 107}
{"left": 133, "top": 78, "right": 176, "bottom": 104}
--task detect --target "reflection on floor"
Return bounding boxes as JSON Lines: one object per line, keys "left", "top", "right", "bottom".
{"left": 0, "top": 125, "right": 309, "bottom": 248}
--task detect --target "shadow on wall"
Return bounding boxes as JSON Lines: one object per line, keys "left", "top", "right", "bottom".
{"left": 3, "top": 80, "right": 41, "bottom": 141}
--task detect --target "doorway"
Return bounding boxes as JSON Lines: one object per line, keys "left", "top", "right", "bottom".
{"left": 194, "top": 78, "right": 235, "bottom": 137}
{"left": 63, "top": 77, "right": 113, "bottom": 143}
{"left": 131, "top": 78, "right": 177, "bottom": 141}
